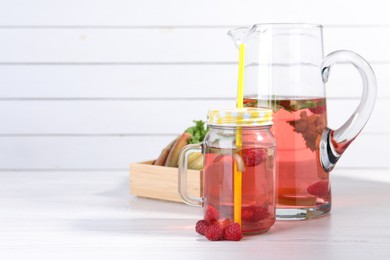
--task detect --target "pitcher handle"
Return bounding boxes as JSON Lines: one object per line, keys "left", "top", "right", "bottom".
{"left": 178, "top": 143, "right": 203, "bottom": 206}
{"left": 320, "top": 50, "right": 377, "bottom": 172}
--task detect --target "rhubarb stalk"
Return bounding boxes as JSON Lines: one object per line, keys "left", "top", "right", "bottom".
{"left": 153, "top": 137, "right": 178, "bottom": 166}
{"left": 165, "top": 132, "right": 192, "bottom": 167}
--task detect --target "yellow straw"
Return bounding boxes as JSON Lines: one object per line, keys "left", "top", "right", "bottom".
{"left": 234, "top": 44, "right": 245, "bottom": 226}
{"left": 236, "top": 44, "right": 245, "bottom": 109}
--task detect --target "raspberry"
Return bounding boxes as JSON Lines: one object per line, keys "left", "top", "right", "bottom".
{"left": 309, "top": 105, "right": 326, "bottom": 115}
{"left": 204, "top": 205, "right": 219, "bottom": 222}
{"left": 252, "top": 206, "right": 270, "bottom": 222}
{"left": 242, "top": 205, "right": 270, "bottom": 222}
{"left": 195, "top": 218, "right": 243, "bottom": 241}
{"left": 242, "top": 149, "right": 266, "bottom": 167}
{"left": 205, "top": 222, "right": 224, "bottom": 241}
{"left": 217, "top": 218, "right": 232, "bottom": 229}
{"left": 307, "top": 181, "right": 329, "bottom": 196}
{"left": 223, "top": 223, "right": 243, "bottom": 241}
{"left": 241, "top": 206, "right": 255, "bottom": 221}
{"left": 195, "top": 220, "right": 211, "bottom": 236}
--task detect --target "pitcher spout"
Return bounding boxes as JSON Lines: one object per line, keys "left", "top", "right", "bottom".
{"left": 227, "top": 27, "right": 251, "bottom": 48}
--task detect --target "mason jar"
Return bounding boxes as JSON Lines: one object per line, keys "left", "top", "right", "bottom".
{"left": 179, "top": 108, "right": 276, "bottom": 234}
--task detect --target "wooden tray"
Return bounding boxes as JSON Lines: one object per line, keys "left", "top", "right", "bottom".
{"left": 130, "top": 161, "right": 202, "bottom": 203}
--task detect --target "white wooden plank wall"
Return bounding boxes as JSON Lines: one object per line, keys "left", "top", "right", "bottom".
{"left": 0, "top": 0, "right": 389, "bottom": 176}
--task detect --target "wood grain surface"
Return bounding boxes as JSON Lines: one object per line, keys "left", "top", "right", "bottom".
{"left": 0, "top": 170, "right": 389, "bottom": 259}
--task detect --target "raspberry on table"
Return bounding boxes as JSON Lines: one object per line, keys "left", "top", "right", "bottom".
{"left": 204, "top": 205, "right": 219, "bottom": 222}
{"left": 195, "top": 217, "right": 243, "bottom": 241}
{"left": 223, "top": 223, "right": 243, "bottom": 241}
{"left": 205, "top": 222, "right": 224, "bottom": 241}
{"left": 307, "top": 181, "right": 329, "bottom": 196}
{"left": 217, "top": 218, "right": 232, "bottom": 229}
{"left": 242, "top": 148, "right": 266, "bottom": 167}
{"left": 195, "top": 220, "right": 211, "bottom": 236}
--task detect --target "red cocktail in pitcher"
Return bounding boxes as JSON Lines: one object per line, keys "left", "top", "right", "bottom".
{"left": 229, "top": 24, "right": 376, "bottom": 219}
{"left": 245, "top": 97, "right": 330, "bottom": 217}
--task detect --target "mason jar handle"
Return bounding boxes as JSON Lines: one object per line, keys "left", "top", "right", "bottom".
{"left": 320, "top": 50, "right": 377, "bottom": 172}
{"left": 178, "top": 143, "right": 203, "bottom": 206}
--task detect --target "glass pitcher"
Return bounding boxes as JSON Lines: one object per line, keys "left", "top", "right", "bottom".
{"left": 228, "top": 23, "right": 377, "bottom": 220}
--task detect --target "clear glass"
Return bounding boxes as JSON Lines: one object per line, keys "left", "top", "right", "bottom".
{"left": 179, "top": 125, "right": 276, "bottom": 234}
{"left": 229, "top": 23, "right": 377, "bottom": 220}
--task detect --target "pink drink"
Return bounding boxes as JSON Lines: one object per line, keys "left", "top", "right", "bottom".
{"left": 203, "top": 148, "right": 276, "bottom": 234}
{"left": 244, "top": 97, "right": 331, "bottom": 212}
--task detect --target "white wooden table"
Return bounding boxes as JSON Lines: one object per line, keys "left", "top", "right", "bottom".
{"left": 1, "top": 170, "right": 390, "bottom": 259}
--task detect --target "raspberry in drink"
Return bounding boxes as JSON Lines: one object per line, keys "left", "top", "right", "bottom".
{"left": 203, "top": 147, "right": 276, "bottom": 234}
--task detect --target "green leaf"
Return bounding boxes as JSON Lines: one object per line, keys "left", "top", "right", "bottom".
{"left": 244, "top": 98, "right": 325, "bottom": 113}
{"left": 277, "top": 100, "right": 320, "bottom": 112}
{"left": 186, "top": 120, "right": 209, "bottom": 144}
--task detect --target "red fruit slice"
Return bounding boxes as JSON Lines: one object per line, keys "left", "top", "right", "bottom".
{"left": 307, "top": 181, "right": 329, "bottom": 197}
{"left": 242, "top": 149, "right": 266, "bottom": 167}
